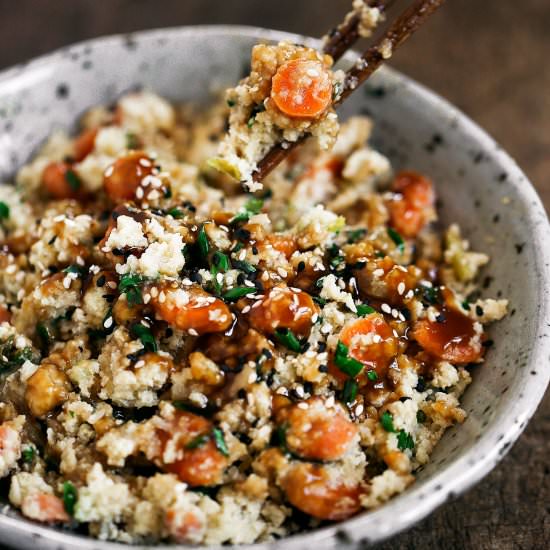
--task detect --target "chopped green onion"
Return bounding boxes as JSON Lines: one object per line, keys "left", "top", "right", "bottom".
{"left": 118, "top": 273, "right": 146, "bottom": 306}
{"left": 65, "top": 169, "right": 81, "bottom": 191}
{"left": 185, "top": 433, "right": 210, "bottom": 450}
{"left": 62, "top": 481, "right": 77, "bottom": 516}
{"left": 130, "top": 323, "right": 157, "bottom": 352}
{"left": 387, "top": 227, "right": 405, "bottom": 253}
{"left": 222, "top": 286, "right": 256, "bottom": 302}
{"left": 357, "top": 304, "right": 375, "bottom": 317}
{"left": 416, "top": 410, "right": 427, "bottom": 423}
{"left": 167, "top": 207, "right": 184, "bottom": 219}
{"left": 21, "top": 446, "right": 35, "bottom": 463}
{"left": 334, "top": 341, "right": 364, "bottom": 377}
{"left": 274, "top": 328, "right": 302, "bottom": 353}
{"left": 0, "top": 201, "right": 10, "bottom": 220}
{"left": 367, "top": 370, "right": 378, "bottom": 382}
{"left": 347, "top": 228, "right": 367, "bottom": 243}
{"left": 342, "top": 379, "right": 358, "bottom": 404}
{"left": 232, "top": 259, "right": 256, "bottom": 274}
{"left": 212, "top": 427, "right": 229, "bottom": 457}
{"left": 126, "top": 132, "right": 139, "bottom": 150}
{"left": 62, "top": 264, "right": 85, "bottom": 277}
{"left": 36, "top": 323, "right": 52, "bottom": 352}
{"left": 198, "top": 225, "right": 209, "bottom": 257}
{"left": 397, "top": 430, "right": 415, "bottom": 451}
{"left": 163, "top": 186, "right": 172, "bottom": 199}
{"left": 229, "top": 197, "right": 264, "bottom": 224}
{"left": 313, "top": 296, "right": 327, "bottom": 307}
{"left": 212, "top": 251, "right": 230, "bottom": 272}
{"left": 380, "top": 411, "right": 396, "bottom": 432}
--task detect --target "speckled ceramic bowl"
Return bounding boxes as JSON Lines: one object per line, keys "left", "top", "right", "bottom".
{"left": 0, "top": 25, "right": 549, "bottom": 550}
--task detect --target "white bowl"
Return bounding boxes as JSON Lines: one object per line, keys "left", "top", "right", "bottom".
{"left": 0, "top": 25, "right": 549, "bottom": 549}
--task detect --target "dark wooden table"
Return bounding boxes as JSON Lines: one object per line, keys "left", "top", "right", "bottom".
{"left": 0, "top": 1, "right": 548, "bottom": 548}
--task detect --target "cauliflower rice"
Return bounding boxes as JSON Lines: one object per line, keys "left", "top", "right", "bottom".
{"left": 0, "top": 81, "right": 507, "bottom": 545}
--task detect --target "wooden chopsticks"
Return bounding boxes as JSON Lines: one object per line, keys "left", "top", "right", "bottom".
{"left": 251, "top": 0, "right": 445, "bottom": 183}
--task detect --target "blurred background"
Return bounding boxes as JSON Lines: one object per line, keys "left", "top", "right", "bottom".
{"left": 0, "top": 1, "right": 548, "bottom": 548}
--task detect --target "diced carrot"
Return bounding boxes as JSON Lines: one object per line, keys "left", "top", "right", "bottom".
{"left": 42, "top": 162, "right": 80, "bottom": 199}
{"left": 412, "top": 307, "right": 482, "bottom": 363}
{"left": 246, "top": 286, "right": 318, "bottom": 337}
{"left": 103, "top": 151, "right": 154, "bottom": 201}
{"left": 388, "top": 171, "right": 435, "bottom": 238}
{"left": 271, "top": 59, "right": 333, "bottom": 118}
{"left": 278, "top": 397, "right": 357, "bottom": 461}
{"left": 73, "top": 128, "right": 98, "bottom": 162}
{"left": 264, "top": 233, "right": 297, "bottom": 259}
{"left": 157, "top": 411, "right": 228, "bottom": 487}
{"left": 150, "top": 285, "right": 232, "bottom": 335}
{"left": 339, "top": 314, "right": 397, "bottom": 371}
{"left": 21, "top": 493, "right": 69, "bottom": 523}
{"left": 282, "top": 463, "right": 361, "bottom": 521}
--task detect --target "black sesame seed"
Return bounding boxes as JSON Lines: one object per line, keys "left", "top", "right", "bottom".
{"left": 112, "top": 248, "right": 124, "bottom": 257}
{"left": 436, "top": 313, "right": 446, "bottom": 323}
{"left": 303, "top": 382, "right": 313, "bottom": 394}
{"left": 514, "top": 243, "right": 525, "bottom": 254}
{"left": 318, "top": 364, "right": 329, "bottom": 373}
{"left": 297, "top": 261, "right": 306, "bottom": 272}
{"left": 317, "top": 341, "right": 327, "bottom": 352}
{"left": 55, "top": 83, "right": 69, "bottom": 99}
{"left": 237, "top": 389, "right": 247, "bottom": 399}
{"left": 165, "top": 328, "right": 173, "bottom": 337}
{"left": 475, "top": 305, "right": 484, "bottom": 316}
{"left": 96, "top": 275, "right": 106, "bottom": 287}
{"left": 103, "top": 294, "right": 116, "bottom": 303}
{"left": 236, "top": 273, "right": 246, "bottom": 285}
{"left": 252, "top": 246, "right": 259, "bottom": 255}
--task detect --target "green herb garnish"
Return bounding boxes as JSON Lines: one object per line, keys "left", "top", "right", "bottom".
{"left": 198, "top": 225, "right": 209, "bottom": 257}
{"left": 274, "top": 328, "right": 302, "bottom": 353}
{"left": 212, "top": 427, "right": 229, "bottom": 457}
{"left": 229, "top": 197, "right": 264, "bottom": 224}
{"left": 0, "top": 201, "right": 10, "bottom": 220}
{"left": 232, "top": 259, "right": 256, "bottom": 274}
{"left": 62, "top": 481, "right": 77, "bottom": 516}
{"left": 387, "top": 227, "right": 405, "bottom": 253}
{"left": 416, "top": 410, "right": 427, "bottom": 423}
{"left": 65, "top": 169, "right": 81, "bottom": 191}
{"left": 342, "top": 379, "right": 358, "bottom": 404}
{"left": 212, "top": 251, "right": 230, "bottom": 272}
{"left": 126, "top": 132, "right": 139, "bottom": 150}
{"left": 397, "top": 430, "right": 415, "bottom": 451}
{"left": 380, "top": 411, "right": 396, "bottom": 432}
{"left": 130, "top": 323, "right": 157, "bottom": 352}
{"left": 21, "top": 446, "right": 35, "bottom": 463}
{"left": 167, "top": 207, "right": 184, "bottom": 219}
{"left": 36, "top": 323, "right": 52, "bottom": 352}
{"left": 222, "top": 286, "right": 256, "bottom": 301}
{"left": 347, "top": 228, "right": 367, "bottom": 243}
{"left": 334, "top": 341, "right": 364, "bottom": 377}
{"left": 357, "top": 304, "right": 375, "bottom": 317}
{"left": 367, "top": 370, "right": 378, "bottom": 382}
{"left": 118, "top": 273, "right": 145, "bottom": 306}
{"left": 186, "top": 433, "right": 210, "bottom": 450}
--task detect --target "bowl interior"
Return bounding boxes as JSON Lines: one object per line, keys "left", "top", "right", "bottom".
{"left": 0, "top": 26, "right": 548, "bottom": 550}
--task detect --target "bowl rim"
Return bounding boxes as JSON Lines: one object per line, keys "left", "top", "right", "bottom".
{"left": 0, "top": 23, "right": 549, "bottom": 550}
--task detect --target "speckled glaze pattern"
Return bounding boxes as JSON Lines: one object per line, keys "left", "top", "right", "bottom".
{"left": 0, "top": 26, "right": 548, "bottom": 550}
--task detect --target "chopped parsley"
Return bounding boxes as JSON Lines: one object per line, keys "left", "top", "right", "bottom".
{"left": 64, "top": 169, "right": 81, "bottom": 191}
{"left": 230, "top": 197, "right": 264, "bottom": 224}
{"left": 212, "top": 427, "right": 229, "bottom": 457}
{"left": 274, "top": 328, "right": 302, "bottom": 353}
{"left": 387, "top": 227, "right": 405, "bottom": 253}
{"left": 223, "top": 286, "right": 256, "bottom": 301}
{"left": 342, "top": 379, "right": 358, "bottom": 404}
{"left": 130, "top": 323, "right": 157, "bottom": 352}
{"left": 357, "top": 304, "right": 375, "bottom": 317}
{"left": 0, "top": 201, "right": 10, "bottom": 220}
{"left": 334, "top": 341, "right": 364, "bottom": 377}
{"left": 62, "top": 481, "right": 77, "bottom": 516}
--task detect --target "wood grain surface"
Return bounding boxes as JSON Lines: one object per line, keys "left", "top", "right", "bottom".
{"left": 0, "top": 1, "right": 548, "bottom": 548}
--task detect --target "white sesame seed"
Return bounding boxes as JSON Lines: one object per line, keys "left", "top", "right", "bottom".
{"left": 297, "top": 402, "right": 309, "bottom": 410}
{"left": 188, "top": 328, "right": 198, "bottom": 336}
{"left": 373, "top": 268, "right": 385, "bottom": 278}
{"left": 103, "top": 317, "right": 113, "bottom": 329}
{"left": 62, "top": 277, "right": 71, "bottom": 289}
{"left": 355, "top": 404, "right": 364, "bottom": 416}
{"left": 248, "top": 372, "right": 257, "bottom": 384}
{"left": 381, "top": 303, "right": 391, "bottom": 314}
{"left": 391, "top": 308, "right": 399, "bottom": 318}
{"left": 405, "top": 290, "right": 414, "bottom": 300}
{"left": 397, "top": 282, "right": 406, "bottom": 295}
